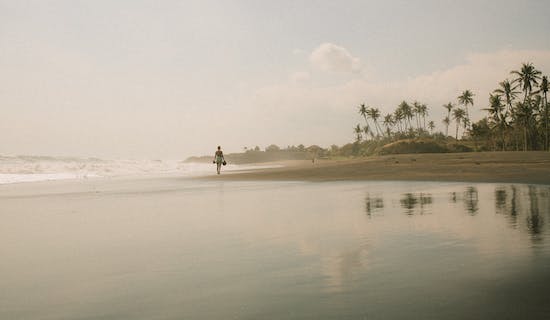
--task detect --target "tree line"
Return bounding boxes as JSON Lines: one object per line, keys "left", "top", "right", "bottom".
{"left": 354, "top": 62, "right": 549, "bottom": 152}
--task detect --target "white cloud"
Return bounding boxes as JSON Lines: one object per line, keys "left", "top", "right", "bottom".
{"left": 309, "top": 43, "right": 362, "bottom": 73}
{"left": 287, "top": 49, "right": 550, "bottom": 115}
{"left": 289, "top": 71, "right": 310, "bottom": 84}
{"left": 242, "top": 49, "right": 550, "bottom": 146}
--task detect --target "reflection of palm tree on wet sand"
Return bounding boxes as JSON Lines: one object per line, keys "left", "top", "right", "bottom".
{"left": 464, "top": 187, "right": 479, "bottom": 215}
{"left": 365, "top": 194, "right": 384, "bottom": 217}
{"left": 494, "top": 185, "right": 548, "bottom": 239}
{"left": 400, "top": 193, "right": 432, "bottom": 215}
{"left": 449, "top": 187, "right": 479, "bottom": 215}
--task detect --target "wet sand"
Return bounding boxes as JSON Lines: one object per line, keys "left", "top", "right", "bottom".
{"left": 2, "top": 159, "right": 550, "bottom": 318}
{"left": 206, "top": 152, "right": 550, "bottom": 185}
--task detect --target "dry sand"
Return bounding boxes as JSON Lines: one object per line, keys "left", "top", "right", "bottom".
{"left": 205, "top": 152, "right": 550, "bottom": 185}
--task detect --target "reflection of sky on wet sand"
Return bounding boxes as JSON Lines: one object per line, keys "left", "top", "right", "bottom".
{"left": 1, "top": 180, "right": 550, "bottom": 319}
{"left": 216, "top": 182, "right": 550, "bottom": 293}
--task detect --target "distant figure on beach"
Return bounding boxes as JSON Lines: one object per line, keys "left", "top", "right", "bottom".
{"left": 213, "top": 146, "right": 225, "bottom": 174}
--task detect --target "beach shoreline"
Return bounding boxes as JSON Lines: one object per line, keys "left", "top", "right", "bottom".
{"left": 2, "top": 152, "right": 550, "bottom": 320}
{"left": 200, "top": 151, "right": 550, "bottom": 185}
{"left": 1, "top": 152, "right": 548, "bottom": 192}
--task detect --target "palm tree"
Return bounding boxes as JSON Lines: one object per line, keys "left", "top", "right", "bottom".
{"left": 511, "top": 63, "right": 542, "bottom": 102}
{"left": 394, "top": 108, "right": 405, "bottom": 133}
{"left": 542, "top": 76, "right": 549, "bottom": 151}
{"left": 485, "top": 94, "right": 506, "bottom": 150}
{"left": 412, "top": 101, "right": 422, "bottom": 129}
{"left": 354, "top": 124, "right": 363, "bottom": 142}
{"left": 514, "top": 100, "right": 535, "bottom": 151}
{"left": 458, "top": 90, "right": 475, "bottom": 127}
{"left": 511, "top": 63, "right": 542, "bottom": 150}
{"left": 462, "top": 117, "right": 470, "bottom": 134}
{"left": 420, "top": 104, "right": 428, "bottom": 130}
{"left": 398, "top": 101, "right": 413, "bottom": 131}
{"left": 358, "top": 103, "right": 369, "bottom": 125}
{"left": 383, "top": 114, "right": 394, "bottom": 137}
{"left": 428, "top": 121, "right": 435, "bottom": 134}
{"left": 443, "top": 103, "right": 454, "bottom": 136}
{"left": 494, "top": 79, "right": 519, "bottom": 115}
{"left": 452, "top": 108, "right": 466, "bottom": 139}
{"left": 533, "top": 75, "right": 549, "bottom": 150}
{"left": 442, "top": 116, "right": 451, "bottom": 136}
{"left": 494, "top": 79, "right": 521, "bottom": 151}
{"left": 532, "top": 95, "right": 545, "bottom": 149}
{"left": 367, "top": 107, "right": 383, "bottom": 137}
{"left": 508, "top": 102, "right": 523, "bottom": 150}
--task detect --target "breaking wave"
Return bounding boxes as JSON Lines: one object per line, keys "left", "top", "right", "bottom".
{"left": 0, "top": 155, "right": 270, "bottom": 184}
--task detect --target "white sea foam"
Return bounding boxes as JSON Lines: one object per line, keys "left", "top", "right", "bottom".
{"left": 0, "top": 155, "right": 277, "bottom": 184}
{"left": 0, "top": 173, "right": 93, "bottom": 184}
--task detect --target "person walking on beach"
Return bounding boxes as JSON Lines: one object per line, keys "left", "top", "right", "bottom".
{"left": 213, "top": 146, "right": 225, "bottom": 174}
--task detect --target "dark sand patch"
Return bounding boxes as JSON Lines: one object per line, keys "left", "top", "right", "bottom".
{"left": 203, "top": 152, "right": 550, "bottom": 185}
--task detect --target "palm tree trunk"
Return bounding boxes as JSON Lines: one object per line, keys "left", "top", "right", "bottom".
{"left": 447, "top": 111, "right": 450, "bottom": 137}
{"left": 377, "top": 122, "right": 384, "bottom": 137}
{"left": 500, "top": 121, "right": 506, "bottom": 151}
{"left": 545, "top": 107, "right": 550, "bottom": 151}
{"left": 363, "top": 116, "right": 369, "bottom": 128}
{"left": 516, "top": 130, "right": 519, "bottom": 151}
{"left": 502, "top": 130, "right": 505, "bottom": 151}
{"left": 545, "top": 95, "right": 549, "bottom": 151}
{"left": 523, "top": 126, "right": 527, "bottom": 151}
{"left": 456, "top": 122, "right": 459, "bottom": 140}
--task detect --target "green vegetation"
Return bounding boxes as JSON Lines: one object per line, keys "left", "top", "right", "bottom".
{"left": 474, "top": 63, "right": 548, "bottom": 151}
{"left": 379, "top": 139, "right": 470, "bottom": 155}
{"left": 352, "top": 62, "right": 549, "bottom": 155}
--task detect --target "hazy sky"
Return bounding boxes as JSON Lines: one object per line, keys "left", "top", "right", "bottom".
{"left": 1, "top": 0, "right": 550, "bottom": 158}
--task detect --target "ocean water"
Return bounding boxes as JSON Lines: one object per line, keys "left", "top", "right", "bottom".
{"left": 1, "top": 179, "right": 549, "bottom": 319}
{"left": 0, "top": 155, "right": 271, "bottom": 184}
